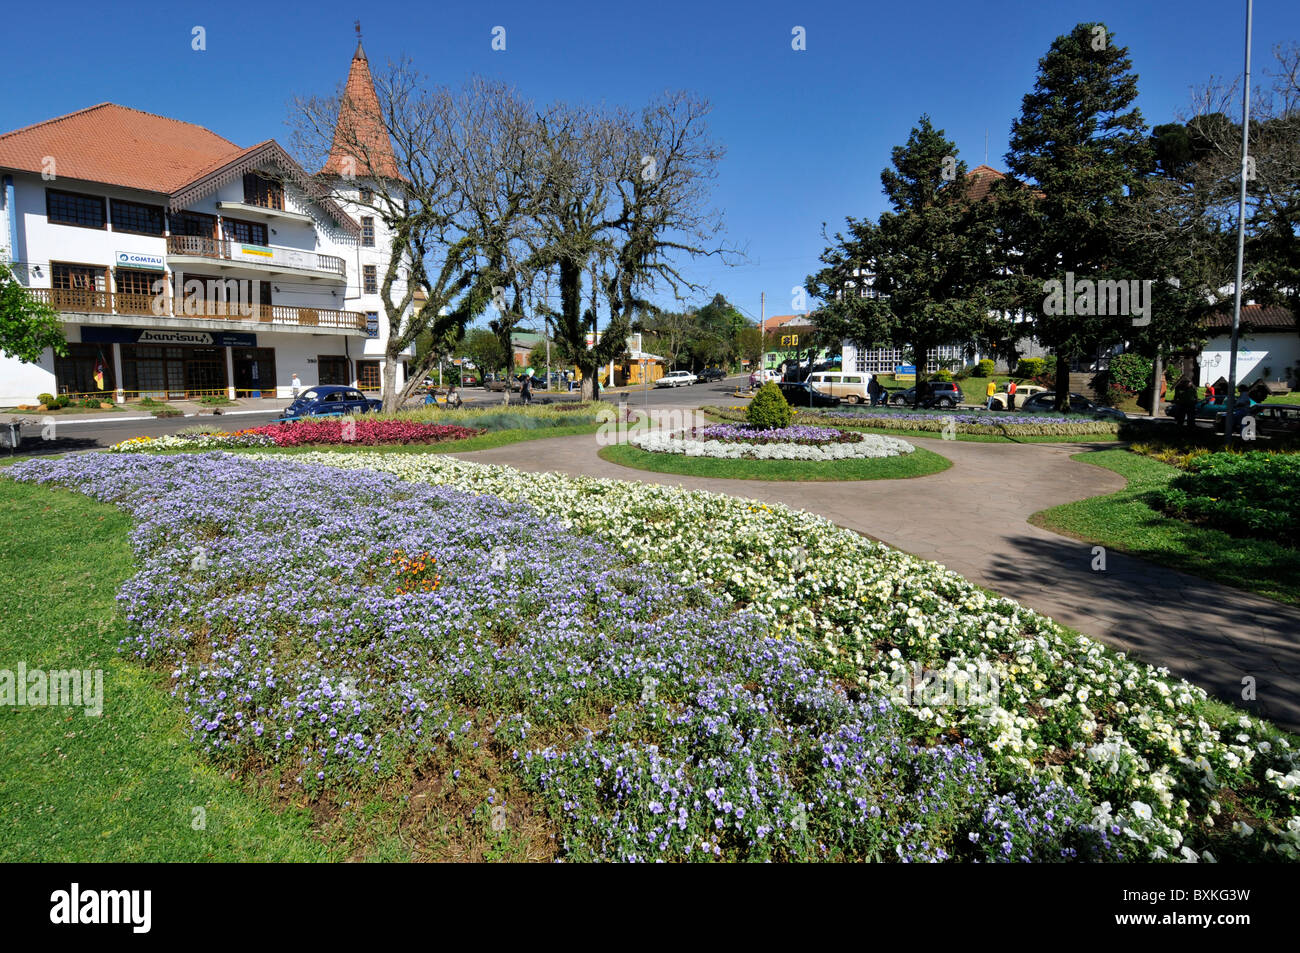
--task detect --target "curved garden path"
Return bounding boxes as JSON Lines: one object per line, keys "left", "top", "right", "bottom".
{"left": 453, "top": 429, "right": 1300, "bottom": 732}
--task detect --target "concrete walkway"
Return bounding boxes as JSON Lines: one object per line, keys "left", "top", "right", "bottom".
{"left": 453, "top": 430, "right": 1300, "bottom": 732}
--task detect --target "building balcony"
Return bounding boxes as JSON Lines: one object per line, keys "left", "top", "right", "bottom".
{"left": 166, "top": 235, "right": 346, "bottom": 281}
{"left": 29, "top": 288, "right": 367, "bottom": 334}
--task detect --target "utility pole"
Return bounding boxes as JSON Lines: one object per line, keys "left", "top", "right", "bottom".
{"left": 1224, "top": 0, "right": 1253, "bottom": 449}
{"left": 759, "top": 291, "right": 766, "bottom": 379}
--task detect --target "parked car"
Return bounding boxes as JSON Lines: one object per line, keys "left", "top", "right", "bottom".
{"left": 777, "top": 380, "right": 842, "bottom": 408}
{"left": 988, "top": 384, "right": 1048, "bottom": 411}
{"left": 460, "top": 373, "right": 479, "bottom": 387}
{"left": 281, "top": 385, "right": 382, "bottom": 420}
{"left": 890, "top": 381, "right": 965, "bottom": 409}
{"left": 1215, "top": 401, "right": 1300, "bottom": 439}
{"left": 655, "top": 370, "right": 699, "bottom": 388}
{"left": 806, "top": 371, "right": 872, "bottom": 404}
{"left": 697, "top": 367, "right": 726, "bottom": 383}
{"left": 485, "top": 374, "right": 522, "bottom": 392}
{"left": 1019, "top": 392, "right": 1126, "bottom": 419}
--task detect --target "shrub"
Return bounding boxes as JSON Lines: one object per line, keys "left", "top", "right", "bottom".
{"left": 1015, "top": 357, "right": 1046, "bottom": 379}
{"left": 931, "top": 369, "right": 954, "bottom": 382}
{"left": 976, "top": 358, "right": 996, "bottom": 378}
{"left": 81, "top": 397, "right": 101, "bottom": 408}
{"left": 37, "top": 393, "right": 54, "bottom": 406}
{"left": 1154, "top": 451, "right": 1300, "bottom": 548}
{"left": 748, "top": 382, "right": 793, "bottom": 429}
{"left": 1109, "top": 353, "right": 1152, "bottom": 394}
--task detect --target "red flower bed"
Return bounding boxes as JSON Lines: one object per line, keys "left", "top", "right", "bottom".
{"left": 253, "top": 418, "right": 484, "bottom": 447}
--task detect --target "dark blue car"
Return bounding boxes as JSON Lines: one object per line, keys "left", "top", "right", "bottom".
{"left": 279, "top": 385, "right": 382, "bottom": 420}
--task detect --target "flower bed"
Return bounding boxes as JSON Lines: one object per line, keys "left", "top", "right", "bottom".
{"left": 6, "top": 451, "right": 1129, "bottom": 862}
{"left": 703, "top": 405, "right": 1122, "bottom": 438}
{"left": 110, "top": 419, "right": 483, "bottom": 452}
{"left": 629, "top": 423, "right": 914, "bottom": 461}
{"left": 1155, "top": 451, "right": 1300, "bottom": 548}
{"left": 284, "top": 449, "right": 1300, "bottom": 861}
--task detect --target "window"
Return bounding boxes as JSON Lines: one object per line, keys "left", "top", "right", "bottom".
{"left": 242, "top": 172, "right": 284, "bottom": 210}
{"left": 363, "top": 265, "right": 377, "bottom": 295}
{"left": 113, "top": 268, "right": 159, "bottom": 296}
{"left": 110, "top": 199, "right": 165, "bottom": 236}
{"left": 223, "top": 218, "right": 268, "bottom": 246}
{"left": 53, "top": 262, "right": 106, "bottom": 292}
{"left": 318, "top": 356, "right": 351, "bottom": 385}
{"left": 173, "top": 212, "right": 217, "bottom": 238}
{"left": 356, "top": 360, "right": 381, "bottom": 390}
{"left": 47, "top": 190, "right": 106, "bottom": 229}
{"left": 365, "top": 311, "right": 379, "bottom": 338}
{"left": 359, "top": 187, "right": 373, "bottom": 205}
{"left": 361, "top": 216, "right": 375, "bottom": 247}
{"left": 114, "top": 268, "right": 164, "bottom": 314}
{"left": 54, "top": 343, "right": 112, "bottom": 395}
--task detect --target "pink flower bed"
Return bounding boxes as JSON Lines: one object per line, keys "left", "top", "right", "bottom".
{"left": 253, "top": 419, "right": 484, "bottom": 447}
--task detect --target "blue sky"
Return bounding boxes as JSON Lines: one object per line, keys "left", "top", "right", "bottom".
{"left": 3, "top": 0, "right": 1295, "bottom": 327}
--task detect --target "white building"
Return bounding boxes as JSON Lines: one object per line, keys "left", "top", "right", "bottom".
{"left": 1199, "top": 304, "right": 1299, "bottom": 389}
{"left": 0, "top": 41, "right": 410, "bottom": 405}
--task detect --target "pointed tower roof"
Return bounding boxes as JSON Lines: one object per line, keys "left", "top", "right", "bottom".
{"left": 322, "top": 36, "right": 401, "bottom": 180}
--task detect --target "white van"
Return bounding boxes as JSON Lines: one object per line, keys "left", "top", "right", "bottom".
{"left": 806, "top": 371, "right": 871, "bottom": 404}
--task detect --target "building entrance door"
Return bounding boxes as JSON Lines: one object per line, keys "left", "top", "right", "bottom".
{"left": 318, "top": 355, "right": 350, "bottom": 385}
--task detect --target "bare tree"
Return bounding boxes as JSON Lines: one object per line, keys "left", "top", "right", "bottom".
{"left": 292, "top": 64, "right": 538, "bottom": 409}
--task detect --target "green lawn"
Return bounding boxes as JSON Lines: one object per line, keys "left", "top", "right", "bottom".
{"left": 0, "top": 475, "right": 331, "bottom": 861}
{"left": 1031, "top": 448, "right": 1300, "bottom": 606}
{"left": 598, "top": 442, "right": 951, "bottom": 481}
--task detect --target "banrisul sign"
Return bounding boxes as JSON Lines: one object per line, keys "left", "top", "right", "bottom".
{"left": 115, "top": 250, "right": 165, "bottom": 271}
{"left": 81, "top": 327, "right": 256, "bottom": 348}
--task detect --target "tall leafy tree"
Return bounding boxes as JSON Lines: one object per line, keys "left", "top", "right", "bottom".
{"left": 0, "top": 260, "right": 65, "bottom": 364}
{"left": 808, "top": 116, "right": 998, "bottom": 403}
{"left": 998, "top": 22, "right": 1152, "bottom": 409}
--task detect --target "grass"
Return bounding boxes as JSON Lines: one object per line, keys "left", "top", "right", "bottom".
{"left": 1031, "top": 448, "right": 1300, "bottom": 606}
{"left": 0, "top": 473, "right": 330, "bottom": 861}
{"left": 598, "top": 441, "right": 951, "bottom": 481}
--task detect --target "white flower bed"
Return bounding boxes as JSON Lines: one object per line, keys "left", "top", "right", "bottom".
{"left": 628, "top": 428, "right": 915, "bottom": 461}
{"left": 248, "top": 449, "right": 1300, "bottom": 860}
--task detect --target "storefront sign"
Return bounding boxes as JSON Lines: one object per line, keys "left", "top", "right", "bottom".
{"left": 116, "top": 250, "right": 166, "bottom": 271}
{"left": 229, "top": 243, "right": 317, "bottom": 271}
{"left": 81, "top": 327, "right": 257, "bottom": 348}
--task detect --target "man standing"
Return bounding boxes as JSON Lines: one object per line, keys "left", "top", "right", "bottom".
{"left": 1006, "top": 379, "right": 1018, "bottom": 411}
{"left": 985, "top": 379, "right": 997, "bottom": 410}
{"left": 291, "top": 373, "right": 302, "bottom": 399}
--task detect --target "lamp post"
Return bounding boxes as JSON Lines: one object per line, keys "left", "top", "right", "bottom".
{"left": 1224, "top": 0, "right": 1253, "bottom": 449}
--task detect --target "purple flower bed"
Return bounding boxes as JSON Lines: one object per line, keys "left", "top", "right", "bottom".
{"left": 6, "top": 451, "right": 1121, "bottom": 862}
{"left": 829, "top": 409, "right": 1076, "bottom": 426}
{"left": 691, "top": 423, "right": 863, "bottom": 446}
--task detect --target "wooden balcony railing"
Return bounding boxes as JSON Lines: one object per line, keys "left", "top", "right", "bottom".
{"left": 165, "top": 235, "right": 346, "bottom": 278}
{"left": 27, "top": 288, "right": 366, "bottom": 331}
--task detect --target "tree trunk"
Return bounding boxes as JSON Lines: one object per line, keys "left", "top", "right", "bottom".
{"left": 381, "top": 353, "right": 400, "bottom": 412}
{"left": 1149, "top": 351, "right": 1163, "bottom": 418}
{"left": 1054, "top": 352, "right": 1071, "bottom": 412}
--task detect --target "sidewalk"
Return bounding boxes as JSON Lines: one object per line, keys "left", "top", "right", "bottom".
{"left": 5, "top": 397, "right": 294, "bottom": 425}
{"left": 451, "top": 430, "right": 1300, "bottom": 732}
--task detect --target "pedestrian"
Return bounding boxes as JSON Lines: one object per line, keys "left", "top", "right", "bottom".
{"left": 1006, "top": 379, "right": 1018, "bottom": 411}
{"left": 985, "top": 378, "right": 997, "bottom": 410}
{"left": 291, "top": 373, "right": 301, "bottom": 399}
{"left": 521, "top": 368, "right": 534, "bottom": 405}
{"left": 447, "top": 383, "right": 462, "bottom": 409}
{"left": 1172, "top": 378, "right": 1197, "bottom": 427}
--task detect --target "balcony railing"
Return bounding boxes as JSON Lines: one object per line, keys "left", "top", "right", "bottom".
{"left": 29, "top": 288, "right": 367, "bottom": 331}
{"left": 166, "top": 235, "right": 346, "bottom": 278}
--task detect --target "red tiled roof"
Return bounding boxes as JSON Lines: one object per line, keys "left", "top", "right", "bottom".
{"left": 321, "top": 43, "right": 401, "bottom": 179}
{"left": 763, "top": 314, "right": 810, "bottom": 328}
{"left": 0, "top": 103, "right": 243, "bottom": 195}
{"left": 1205, "top": 303, "right": 1296, "bottom": 331}
{"left": 964, "top": 164, "right": 1005, "bottom": 202}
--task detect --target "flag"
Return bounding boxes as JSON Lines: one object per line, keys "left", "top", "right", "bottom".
{"left": 93, "top": 352, "right": 106, "bottom": 391}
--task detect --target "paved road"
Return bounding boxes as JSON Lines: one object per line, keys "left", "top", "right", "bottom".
{"left": 451, "top": 420, "right": 1300, "bottom": 732}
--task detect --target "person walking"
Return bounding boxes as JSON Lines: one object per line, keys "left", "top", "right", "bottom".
{"left": 1006, "top": 379, "right": 1018, "bottom": 411}
{"left": 521, "top": 368, "right": 534, "bottom": 405}
{"left": 985, "top": 379, "right": 997, "bottom": 410}
{"left": 1172, "top": 378, "right": 1197, "bottom": 427}
{"left": 291, "top": 373, "right": 302, "bottom": 399}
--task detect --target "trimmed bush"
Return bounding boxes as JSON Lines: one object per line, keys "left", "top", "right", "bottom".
{"left": 931, "top": 369, "right": 954, "bottom": 382}
{"left": 1015, "top": 357, "right": 1046, "bottom": 379}
{"left": 37, "top": 393, "right": 54, "bottom": 406}
{"left": 748, "top": 382, "right": 793, "bottom": 429}
{"left": 976, "top": 359, "right": 996, "bottom": 378}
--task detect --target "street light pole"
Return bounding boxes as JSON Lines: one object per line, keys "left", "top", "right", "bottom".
{"left": 1224, "top": 0, "right": 1253, "bottom": 449}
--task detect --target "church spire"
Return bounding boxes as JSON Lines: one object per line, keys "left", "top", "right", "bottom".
{"left": 322, "top": 25, "right": 399, "bottom": 179}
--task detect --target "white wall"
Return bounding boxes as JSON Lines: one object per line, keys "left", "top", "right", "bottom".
{"left": 1200, "top": 333, "right": 1300, "bottom": 386}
